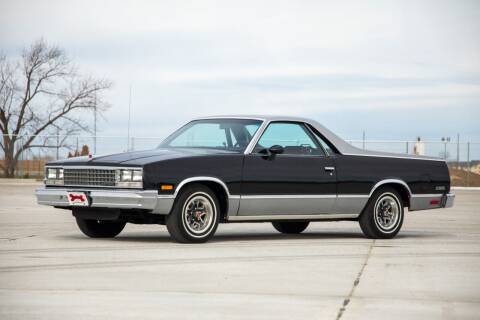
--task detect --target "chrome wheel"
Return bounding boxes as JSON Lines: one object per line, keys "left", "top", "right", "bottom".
{"left": 182, "top": 193, "right": 216, "bottom": 237}
{"left": 374, "top": 193, "right": 400, "bottom": 232}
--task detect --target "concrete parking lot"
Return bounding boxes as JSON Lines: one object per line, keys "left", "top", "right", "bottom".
{"left": 0, "top": 182, "right": 479, "bottom": 320}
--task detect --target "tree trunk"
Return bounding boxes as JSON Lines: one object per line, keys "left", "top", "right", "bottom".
{"left": 2, "top": 137, "right": 17, "bottom": 178}
{"left": 3, "top": 156, "right": 17, "bottom": 178}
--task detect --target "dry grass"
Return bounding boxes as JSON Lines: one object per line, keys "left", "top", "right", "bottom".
{"left": 449, "top": 167, "right": 480, "bottom": 187}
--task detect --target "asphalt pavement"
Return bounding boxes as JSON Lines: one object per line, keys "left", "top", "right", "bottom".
{"left": 0, "top": 182, "right": 479, "bottom": 319}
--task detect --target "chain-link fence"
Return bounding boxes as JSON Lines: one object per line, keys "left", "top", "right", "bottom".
{"left": 1, "top": 134, "right": 479, "bottom": 186}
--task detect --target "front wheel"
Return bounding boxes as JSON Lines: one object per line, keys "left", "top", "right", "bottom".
{"left": 166, "top": 184, "right": 220, "bottom": 243}
{"left": 359, "top": 187, "right": 404, "bottom": 239}
{"left": 75, "top": 217, "right": 126, "bottom": 238}
{"left": 272, "top": 221, "right": 309, "bottom": 234}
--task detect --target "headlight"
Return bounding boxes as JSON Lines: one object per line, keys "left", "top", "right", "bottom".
{"left": 120, "top": 170, "right": 133, "bottom": 181}
{"left": 132, "top": 170, "right": 142, "bottom": 182}
{"left": 45, "top": 167, "right": 64, "bottom": 185}
{"left": 117, "top": 169, "right": 143, "bottom": 188}
{"left": 47, "top": 168, "right": 57, "bottom": 179}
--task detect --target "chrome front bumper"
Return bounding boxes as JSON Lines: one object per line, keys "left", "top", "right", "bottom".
{"left": 409, "top": 192, "right": 455, "bottom": 211}
{"left": 35, "top": 187, "right": 175, "bottom": 214}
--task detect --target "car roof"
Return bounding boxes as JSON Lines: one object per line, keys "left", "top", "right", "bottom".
{"left": 194, "top": 115, "right": 312, "bottom": 122}
{"left": 191, "top": 115, "right": 444, "bottom": 161}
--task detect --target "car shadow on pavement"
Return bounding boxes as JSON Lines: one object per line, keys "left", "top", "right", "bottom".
{"left": 58, "top": 230, "right": 442, "bottom": 244}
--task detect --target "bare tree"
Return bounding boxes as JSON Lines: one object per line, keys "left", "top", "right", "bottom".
{"left": 0, "top": 39, "right": 111, "bottom": 177}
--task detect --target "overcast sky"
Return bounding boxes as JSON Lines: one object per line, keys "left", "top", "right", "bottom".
{"left": 1, "top": 0, "right": 479, "bottom": 146}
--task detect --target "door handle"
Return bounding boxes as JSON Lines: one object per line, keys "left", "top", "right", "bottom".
{"left": 324, "top": 167, "right": 335, "bottom": 175}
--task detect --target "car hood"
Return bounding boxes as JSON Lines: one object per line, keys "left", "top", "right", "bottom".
{"left": 47, "top": 148, "right": 240, "bottom": 167}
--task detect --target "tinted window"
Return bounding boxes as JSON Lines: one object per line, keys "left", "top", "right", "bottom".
{"left": 254, "top": 122, "right": 325, "bottom": 156}
{"left": 168, "top": 123, "right": 229, "bottom": 148}
{"left": 160, "top": 119, "right": 262, "bottom": 152}
{"left": 308, "top": 125, "right": 336, "bottom": 155}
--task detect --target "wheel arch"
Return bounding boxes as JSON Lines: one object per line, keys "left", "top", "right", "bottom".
{"left": 369, "top": 179, "right": 411, "bottom": 208}
{"left": 174, "top": 177, "right": 230, "bottom": 221}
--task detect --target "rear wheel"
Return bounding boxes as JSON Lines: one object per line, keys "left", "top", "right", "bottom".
{"left": 272, "top": 221, "right": 309, "bottom": 234}
{"left": 166, "top": 184, "right": 220, "bottom": 243}
{"left": 75, "top": 217, "right": 126, "bottom": 238}
{"left": 359, "top": 187, "right": 404, "bottom": 239}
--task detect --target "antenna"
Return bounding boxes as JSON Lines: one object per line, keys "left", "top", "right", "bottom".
{"left": 127, "top": 84, "right": 132, "bottom": 151}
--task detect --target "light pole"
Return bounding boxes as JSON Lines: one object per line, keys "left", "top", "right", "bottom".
{"left": 127, "top": 84, "right": 132, "bottom": 151}
{"left": 93, "top": 89, "right": 97, "bottom": 154}
{"left": 441, "top": 136, "right": 451, "bottom": 160}
{"left": 74, "top": 99, "right": 97, "bottom": 154}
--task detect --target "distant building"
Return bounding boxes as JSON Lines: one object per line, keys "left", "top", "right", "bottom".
{"left": 413, "top": 137, "right": 425, "bottom": 155}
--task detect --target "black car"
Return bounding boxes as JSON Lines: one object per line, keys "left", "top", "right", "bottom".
{"left": 36, "top": 116, "right": 454, "bottom": 243}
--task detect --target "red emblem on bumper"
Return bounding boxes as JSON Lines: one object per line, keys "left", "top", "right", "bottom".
{"left": 69, "top": 194, "right": 86, "bottom": 202}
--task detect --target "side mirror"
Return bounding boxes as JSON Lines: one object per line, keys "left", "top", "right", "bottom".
{"left": 269, "top": 145, "right": 284, "bottom": 155}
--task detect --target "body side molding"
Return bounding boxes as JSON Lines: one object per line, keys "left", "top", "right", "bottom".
{"left": 174, "top": 176, "right": 236, "bottom": 198}
{"left": 158, "top": 176, "right": 240, "bottom": 217}
{"left": 228, "top": 213, "right": 359, "bottom": 221}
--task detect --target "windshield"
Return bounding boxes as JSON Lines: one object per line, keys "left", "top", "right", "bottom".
{"left": 159, "top": 119, "right": 263, "bottom": 152}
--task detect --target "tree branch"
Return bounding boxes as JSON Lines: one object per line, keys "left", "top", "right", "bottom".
{"left": 0, "top": 39, "right": 111, "bottom": 176}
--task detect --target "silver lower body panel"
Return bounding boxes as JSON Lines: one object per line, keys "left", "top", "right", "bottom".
{"left": 36, "top": 186, "right": 455, "bottom": 220}
{"left": 409, "top": 193, "right": 455, "bottom": 211}
{"left": 232, "top": 194, "right": 368, "bottom": 220}
{"left": 228, "top": 213, "right": 359, "bottom": 222}
{"left": 237, "top": 195, "right": 336, "bottom": 216}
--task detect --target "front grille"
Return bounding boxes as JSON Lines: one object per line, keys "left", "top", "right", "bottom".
{"left": 64, "top": 168, "right": 117, "bottom": 187}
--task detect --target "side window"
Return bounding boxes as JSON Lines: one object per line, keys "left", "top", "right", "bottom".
{"left": 317, "top": 138, "right": 333, "bottom": 155}
{"left": 245, "top": 124, "right": 259, "bottom": 138}
{"left": 169, "top": 123, "right": 228, "bottom": 148}
{"left": 308, "top": 125, "right": 336, "bottom": 155}
{"left": 254, "top": 122, "right": 325, "bottom": 156}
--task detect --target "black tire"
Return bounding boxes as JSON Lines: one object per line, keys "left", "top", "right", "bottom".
{"left": 272, "top": 221, "right": 309, "bottom": 234}
{"left": 75, "top": 217, "right": 126, "bottom": 238}
{"left": 359, "top": 187, "right": 404, "bottom": 239}
{"left": 166, "top": 184, "right": 220, "bottom": 243}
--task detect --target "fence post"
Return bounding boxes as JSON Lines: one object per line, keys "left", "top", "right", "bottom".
{"left": 18, "top": 136, "right": 22, "bottom": 178}
{"left": 456, "top": 133, "right": 460, "bottom": 169}
{"left": 467, "top": 142, "right": 470, "bottom": 187}
{"left": 406, "top": 141, "right": 409, "bottom": 154}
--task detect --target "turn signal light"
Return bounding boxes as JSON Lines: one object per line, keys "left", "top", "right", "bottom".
{"left": 161, "top": 184, "right": 173, "bottom": 191}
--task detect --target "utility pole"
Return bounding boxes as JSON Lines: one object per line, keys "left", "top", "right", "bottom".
{"left": 456, "top": 133, "right": 460, "bottom": 169}
{"left": 127, "top": 84, "right": 132, "bottom": 151}
{"left": 467, "top": 142, "right": 470, "bottom": 187}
